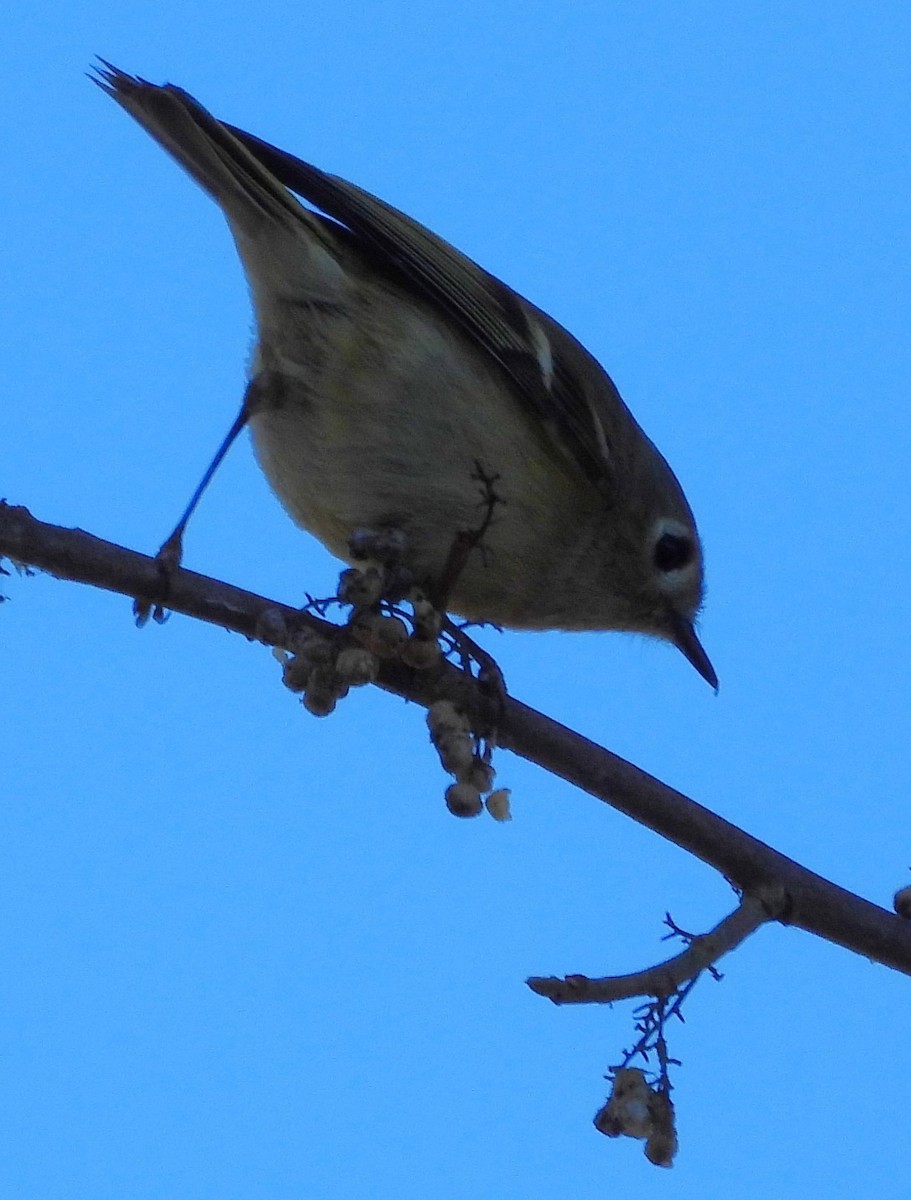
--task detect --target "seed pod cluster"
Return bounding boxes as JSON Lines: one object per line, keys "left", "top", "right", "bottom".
{"left": 426, "top": 701, "right": 511, "bottom": 821}
{"left": 270, "top": 564, "right": 511, "bottom": 819}
{"left": 274, "top": 629, "right": 376, "bottom": 718}
{"left": 593, "top": 1068, "right": 678, "bottom": 1168}
{"left": 271, "top": 560, "right": 454, "bottom": 721}
{"left": 341, "top": 565, "right": 445, "bottom": 671}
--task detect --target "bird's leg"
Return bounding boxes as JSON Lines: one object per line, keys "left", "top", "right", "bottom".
{"left": 133, "top": 383, "right": 254, "bottom": 625}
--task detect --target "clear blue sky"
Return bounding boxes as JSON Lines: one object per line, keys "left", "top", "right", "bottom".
{"left": 3, "top": 3, "right": 910, "bottom": 1196}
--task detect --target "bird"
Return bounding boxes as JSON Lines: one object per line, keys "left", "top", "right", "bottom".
{"left": 92, "top": 62, "right": 717, "bottom": 688}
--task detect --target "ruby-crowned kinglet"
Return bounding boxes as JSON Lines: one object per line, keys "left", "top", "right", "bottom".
{"left": 94, "top": 63, "right": 717, "bottom": 688}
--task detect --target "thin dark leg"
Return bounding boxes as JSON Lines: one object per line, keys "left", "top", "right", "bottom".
{"left": 134, "top": 387, "right": 252, "bottom": 624}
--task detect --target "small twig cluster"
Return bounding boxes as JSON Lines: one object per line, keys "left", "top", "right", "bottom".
{"left": 661, "top": 911, "right": 724, "bottom": 981}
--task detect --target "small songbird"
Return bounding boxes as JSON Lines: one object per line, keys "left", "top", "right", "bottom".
{"left": 93, "top": 62, "right": 717, "bottom": 687}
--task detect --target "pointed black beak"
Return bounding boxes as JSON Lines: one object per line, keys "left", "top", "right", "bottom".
{"left": 669, "top": 612, "right": 718, "bottom": 691}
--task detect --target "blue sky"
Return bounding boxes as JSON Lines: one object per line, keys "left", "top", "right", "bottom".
{"left": 3, "top": 3, "right": 910, "bottom": 1196}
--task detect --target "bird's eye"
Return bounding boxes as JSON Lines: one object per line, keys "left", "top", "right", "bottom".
{"left": 653, "top": 531, "right": 694, "bottom": 573}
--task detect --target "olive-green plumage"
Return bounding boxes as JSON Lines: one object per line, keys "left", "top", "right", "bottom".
{"left": 94, "top": 62, "right": 716, "bottom": 686}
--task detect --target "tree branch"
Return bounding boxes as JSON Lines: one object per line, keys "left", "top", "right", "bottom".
{"left": 3, "top": 500, "right": 910, "bottom": 977}
{"left": 528, "top": 891, "right": 780, "bottom": 1003}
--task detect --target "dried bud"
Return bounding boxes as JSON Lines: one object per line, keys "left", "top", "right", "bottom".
{"left": 337, "top": 566, "right": 384, "bottom": 608}
{"left": 410, "top": 590, "right": 443, "bottom": 638}
{"left": 594, "top": 1069, "right": 652, "bottom": 1140}
{"left": 462, "top": 757, "right": 495, "bottom": 792}
{"left": 334, "top": 646, "right": 380, "bottom": 686}
{"left": 302, "top": 664, "right": 348, "bottom": 717}
{"left": 644, "top": 1128, "right": 678, "bottom": 1169}
{"left": 435, "top": 730, "right": 475, "bottom": 776}
{"left": 291, "top": 631, "right": 334, "bottom": 666}
{"left": 427, "top": 701, "right": 470, "bottom": 737}
{"left": 485, "top": 788, "right": 512, "bottom": 822}
{"left": 644, "top": 1091, "right": 678, "bottom": 1168}
{"left": 302, "top": 686, "right": 337, "bottom": 717}
{"left": 400, "top": 634, "right": 443, "bottom": 670}
{"left": 281, "top": 654, "right": 314, "bottom": 692}
{"left": 350, "top": 612, "right": 409, "bottom": 658}
{"left": 445, "top": 782, "right": 484, "bottom": 819}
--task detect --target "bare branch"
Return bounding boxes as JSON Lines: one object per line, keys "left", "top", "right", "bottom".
{"left": 3, "top": 500, "right": 911, "bottom": 977}
{"left": 527, "top": 891, "right": 780, "bottom": 1004}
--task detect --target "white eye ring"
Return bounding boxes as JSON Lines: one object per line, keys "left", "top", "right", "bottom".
{"left": 650, "top": 518, "right": 698, "bottom": 581}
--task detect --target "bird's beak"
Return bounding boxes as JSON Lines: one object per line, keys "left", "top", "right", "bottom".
{"left": 669, "top": 611, "right": 718, "bottom": 691}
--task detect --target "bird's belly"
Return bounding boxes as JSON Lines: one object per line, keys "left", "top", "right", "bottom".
{"left": 247, "top": 311, "right": 590, "bottom": 627}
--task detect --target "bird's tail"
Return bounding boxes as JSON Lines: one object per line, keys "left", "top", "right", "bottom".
{"left": 91, "top": 60, "right": 329, "bottom": 245}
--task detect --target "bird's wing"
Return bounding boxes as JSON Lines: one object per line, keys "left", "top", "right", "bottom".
{"left": 226, "top": 124, "right": 625, "bottom": 486}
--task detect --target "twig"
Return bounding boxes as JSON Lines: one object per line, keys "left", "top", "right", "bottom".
{"left": 527, "top": 891, "right": 779, "bottom": 1004}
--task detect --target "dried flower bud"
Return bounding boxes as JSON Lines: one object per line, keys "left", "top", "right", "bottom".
{"left": 485, "top": 788, "right": 512, "bottom": 822}
{"left": 350, "top": 612, "right": 409, "bottom": 658}
{"left": 644, "top": 1091, "right": 677, "bottom": 1168}
{"left": 302, "top": 664, "right": 348, "bottom": 717}
{"left": 426, "top": 701, "right": 470, "bottom": 737}
{"left": 644, "top": 1128, "right": 678, "bottom": 1169}
{"left": 281, "top": 654, "right": 314, "bottom": 692}
{"left": 302, "top": 686, "right": 337, "bottom": 717}
{"left": 400, "top": 634, "right": 442, "bottom": 670}
{"left": 594, "top": 1071, "right": 678, "bottom": 1166}
{"left": 334, "top": 646, "right": 380, "bottom": 686}
{"left": 435, "top": 730, "right": 475, "bottom": 776}
{"left": 594, "top": 1069, "right": 652, "bottom": 1140}
{"left": 409, "top": 590, "right": 443, "bottom": 638}
{"left": 462, "top": 757, "right": 495, "bottom": 792}
{"left": 337, "top": 566, "right": 384, "bottom": 608}
{"left": 445, "top": 782, "right": 484, "bottom": 818}
{"left": 291, "top": 632, "right": 334, "bottom": 666}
